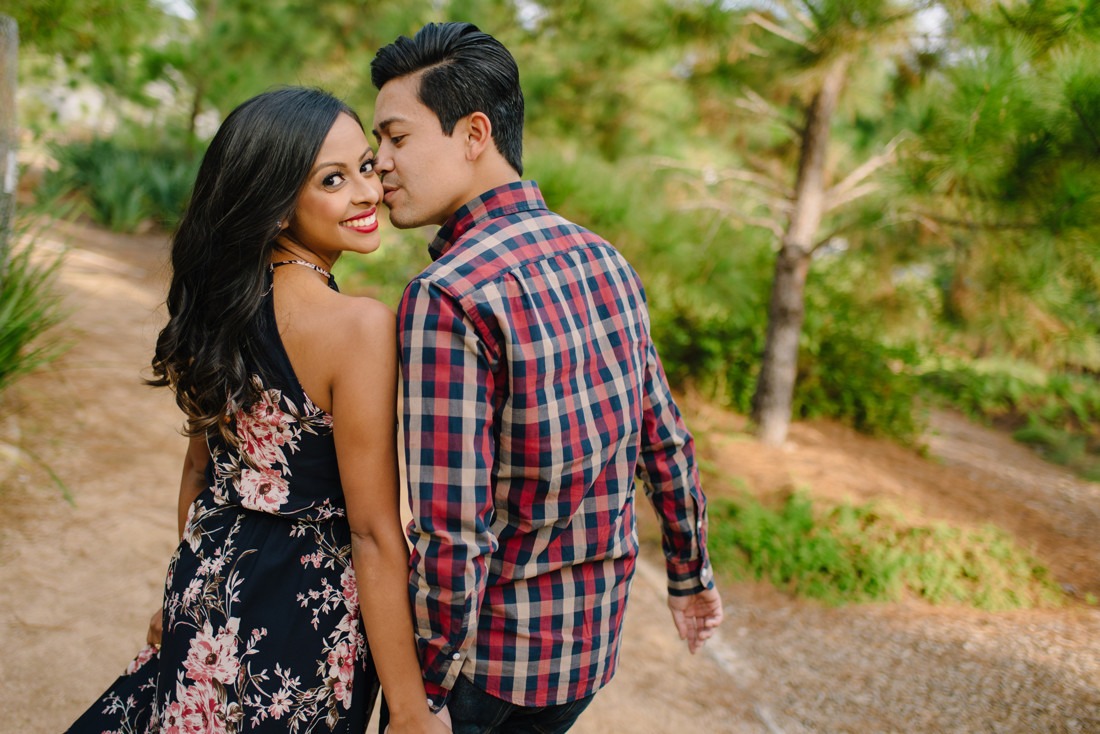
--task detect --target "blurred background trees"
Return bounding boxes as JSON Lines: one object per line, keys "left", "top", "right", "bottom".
{"left": 7, "top": 0, "right": 1100, "bottom": 478}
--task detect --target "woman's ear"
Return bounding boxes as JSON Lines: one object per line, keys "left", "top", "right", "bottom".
{"left": 463, "top": 111, "right": 494, "bottom": 161}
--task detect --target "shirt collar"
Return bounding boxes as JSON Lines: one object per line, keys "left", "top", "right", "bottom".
{"left": 428, "top": 180, "right": 547, "bottom": 261}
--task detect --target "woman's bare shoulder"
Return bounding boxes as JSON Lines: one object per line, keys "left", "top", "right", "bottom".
{"left": 330, "top": 292, "right": 395, "bottom": 333}
{"left": 317, "top": 291, "right": 397, "bottom": 361}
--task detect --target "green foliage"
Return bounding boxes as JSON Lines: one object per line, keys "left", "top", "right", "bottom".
{"left": 647, "top": 283, "right": 926, "bottom": 442}
{"left": 902, "top": 2, "right": 1100, "bottom": 371}
{"left": 336, "top": 224, "right": 430, "bottom": 309}
{"left": 921, "top": 360, "right": 1100, "bottom": 480}
{"left": 796, "top": 258, "right": 926, "bottom": 442}
{"left": 795, "top": 323, "right": 924, "bottom": 441}
{"left": 16, "top": 0, "right": 1100, "bottom": 457}
{"left": 647, "top": 246, "right": 926, "bottom": 442}
{"left": 708, "top": 491, "right": 1064, "bottom": 609}
{"left": 648, "top": 283, "right": 765, "bottom": 415}
{"left": 9, "top": 0, "right": 160, "bottom": 57}
{"left": 41, "top": 134, "right": 200, "bottom": 233}
{"left": 0, "top": 244, "right": 66, "bottom": 395}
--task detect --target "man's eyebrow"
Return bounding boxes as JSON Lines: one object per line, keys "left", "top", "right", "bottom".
{"left": 372, "top": 117, "right": 401, "bottom": 139}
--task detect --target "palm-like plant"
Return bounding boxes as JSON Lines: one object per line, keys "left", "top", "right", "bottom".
{"left": 668, "top": 0, "right": 935, "bottom": 444}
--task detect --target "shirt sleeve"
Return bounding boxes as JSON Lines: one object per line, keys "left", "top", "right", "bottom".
{"left": 398, "top": 277, "right": 499, "bottom": 709}
{"left": 635, "top": 335, "right": 714, "bottom": 597}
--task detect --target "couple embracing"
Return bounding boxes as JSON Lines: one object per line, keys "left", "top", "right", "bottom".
{"left": 67, "top": 22, "right": 722, "bottom": 734}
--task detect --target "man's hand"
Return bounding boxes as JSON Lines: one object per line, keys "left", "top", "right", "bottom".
{"left": 668, "top": 587, "right": 724, "bottom": 654}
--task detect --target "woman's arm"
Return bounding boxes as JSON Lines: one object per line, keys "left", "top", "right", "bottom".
{"left": 178, "top": 434, "right": 210, "bottom": 538}
{"left": 331, "top": 300, "right": 448, "bottom": 734}
{"left": 148, "top": 434, "right": 210, "bottom": 647}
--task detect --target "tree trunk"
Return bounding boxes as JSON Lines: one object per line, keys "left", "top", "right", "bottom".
{"left": 187, "top": 82, "right": 204, "bottom": 140}
{"left": 0, "top": 15, "right": 17, "bottom": 261}
{"left": 752, "top": 61, "right": 847, "bottom": 446}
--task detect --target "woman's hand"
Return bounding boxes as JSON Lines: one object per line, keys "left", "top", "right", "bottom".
{"left": 383, "top": 706, "right": 452, "bottom": 733}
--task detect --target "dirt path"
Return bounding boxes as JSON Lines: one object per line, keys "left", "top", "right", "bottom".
{"left": 1, "top": 221, "right": 1098, "bottom": 733}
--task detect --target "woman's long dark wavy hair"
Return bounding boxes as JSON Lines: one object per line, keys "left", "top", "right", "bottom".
{"left": 150, "top": 87, "right": 359, "bottom": 443}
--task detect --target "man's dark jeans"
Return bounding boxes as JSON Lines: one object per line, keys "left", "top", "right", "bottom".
{"left": 447, "top": 675, "right": 596, "bottom": 734}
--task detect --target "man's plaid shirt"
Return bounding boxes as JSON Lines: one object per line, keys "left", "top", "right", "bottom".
{"left": 398, "top": 181, "right": 713, "bottom": 709}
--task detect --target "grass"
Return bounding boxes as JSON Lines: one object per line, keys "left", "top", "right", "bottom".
{"left": 0, "top": 219, "right": 72, "bottom": 503}
{"left": 707, "top": 491, "right": 1066, "bottom": 610}
{"left": 0, "top": 242, "right": 66, "bottom": 394}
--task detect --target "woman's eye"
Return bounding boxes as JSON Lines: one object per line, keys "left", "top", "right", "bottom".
{"left": 361, "top": 159, "right": 375, "bottom": 175}
{"left": 322, "top": 173, "right": 346, "bottom": 189}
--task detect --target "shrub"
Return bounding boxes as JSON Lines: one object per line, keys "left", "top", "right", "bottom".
{"left": 920, "top": 360, "right": 1100, "bottom": 480}
{"left": 708, "top": 491, "right": 1065, "bottom": 610}
{"left": 647, "top": 282, "right": 764, "bottom": 415}
{"left": 648, "top": 269, "right": 926, "bottom": 443}
{"left": 0, "top": 243, "right": 66, "bottom": 395}
{"left": 40, "top": 131, "right": 201, "bottom": 232}
{"left": 795, "top": 323, "right": 925, "bottom": 442}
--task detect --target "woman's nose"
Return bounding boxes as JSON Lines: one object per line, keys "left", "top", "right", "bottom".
{"left": 353, "top": 172, "right": 382, "bottom": 204}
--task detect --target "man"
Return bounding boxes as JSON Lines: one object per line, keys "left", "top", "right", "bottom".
{"left": 371, "top": 22, "right": 723, "bottom": 733}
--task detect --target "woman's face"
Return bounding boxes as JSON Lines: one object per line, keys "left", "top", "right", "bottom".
{"left": 284, "top": 112, "right": 384, "bottom": 264}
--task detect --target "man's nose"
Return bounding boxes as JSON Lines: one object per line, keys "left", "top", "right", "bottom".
{"left": 374, "top": 147, "right": 394, "bottom": 179}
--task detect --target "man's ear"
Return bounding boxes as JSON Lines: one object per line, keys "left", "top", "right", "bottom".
{"left": 463, "top": 111, "right": 494, "bottom": 161}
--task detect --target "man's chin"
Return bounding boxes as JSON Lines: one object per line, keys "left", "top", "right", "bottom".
{"left": 387, "top": 209, "right": 426, "bottom": 230}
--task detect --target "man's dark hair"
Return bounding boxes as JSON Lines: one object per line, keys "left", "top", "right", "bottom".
{"left": 371, "top": 22, "right": 524, "bottom": 175}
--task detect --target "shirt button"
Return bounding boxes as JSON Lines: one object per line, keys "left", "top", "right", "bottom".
{"left": 452, "top": 652, "right": 461, "bottom": 660}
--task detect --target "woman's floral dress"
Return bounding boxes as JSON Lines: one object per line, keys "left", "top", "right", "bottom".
{"left": 68, "top": 281, "right": 381, "bottom": 733}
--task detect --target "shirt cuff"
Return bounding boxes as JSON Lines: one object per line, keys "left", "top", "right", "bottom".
{"left": 421, "top": 640, "right": 466, "bottom": 710}
{"left": 424, "top": 680, "right": 450, "bottom": 713}
{"left": 667, "top": 553, "right": 714, "bottom": 596}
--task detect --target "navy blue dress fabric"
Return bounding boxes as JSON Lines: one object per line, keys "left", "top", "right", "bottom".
{"left": 67, "top": 278, "right": 380, "bottom": 733}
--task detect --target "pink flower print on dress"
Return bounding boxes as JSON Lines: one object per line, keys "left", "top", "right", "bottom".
{"left": 183, "top": 501, "right": 202, "bottom": 553}
{"left": 125, "top": 644, "right": 159, "bottom": 675}
{"left": 181, "top": 577, "right": 203, "bottom": 606}
{"left": 327, "top": 641, "right": 357, "bottom": 709}
{"left": 268, "top": 690, "right": 292, "bottom": 720}
{"left": 162, "top": 698, "right": 186, "bottom": 734}
{"left": 340, "top": 566, "right": 358, "bottom": 608}
{"left": 234, "top": 388, "right": 296, "bottom": 469}
{"left": 332, "top": 677, "right": 354, "bottom": 710}
{"left": 183, "top": 620, "right": 240, "bottom": 685}
{"left": 165, "top": 678, "right": 226, "bottom": 734}
{"left": 237, "top": 466, "right": 290, "bottom": 513}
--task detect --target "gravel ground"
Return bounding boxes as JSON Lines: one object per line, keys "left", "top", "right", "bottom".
{"left": 712, "top": 585, "right": 1100, "bottom": 733}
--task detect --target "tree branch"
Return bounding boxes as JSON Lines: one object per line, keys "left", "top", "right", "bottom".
{"left": 824, "top": 134, "right": 905, "bottom": 212}
{"left": 652, "top": 157, "right": 791, "bottom": 199}
{"left": 917, "top": 211, "right": 1038, "bottom": 231}
{"left": 735, "top": 88, "right": 802, "bottom": 136}
{"left": 825, "top": 182, "right": 880, "bottom": 211}
{"left": 677, "top": 199, "right": 786, "bottom": 239}
{"left": 744, "top": 11, "right": 811, "bottom": 48}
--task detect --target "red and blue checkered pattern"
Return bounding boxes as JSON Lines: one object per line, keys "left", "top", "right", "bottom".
{"left": 399, "top": 181, "right": 713, "bottom": 709}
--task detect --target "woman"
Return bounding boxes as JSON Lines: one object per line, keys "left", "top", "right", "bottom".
{"left": 67, "top": 88, "right": 448, "bottom": 734}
